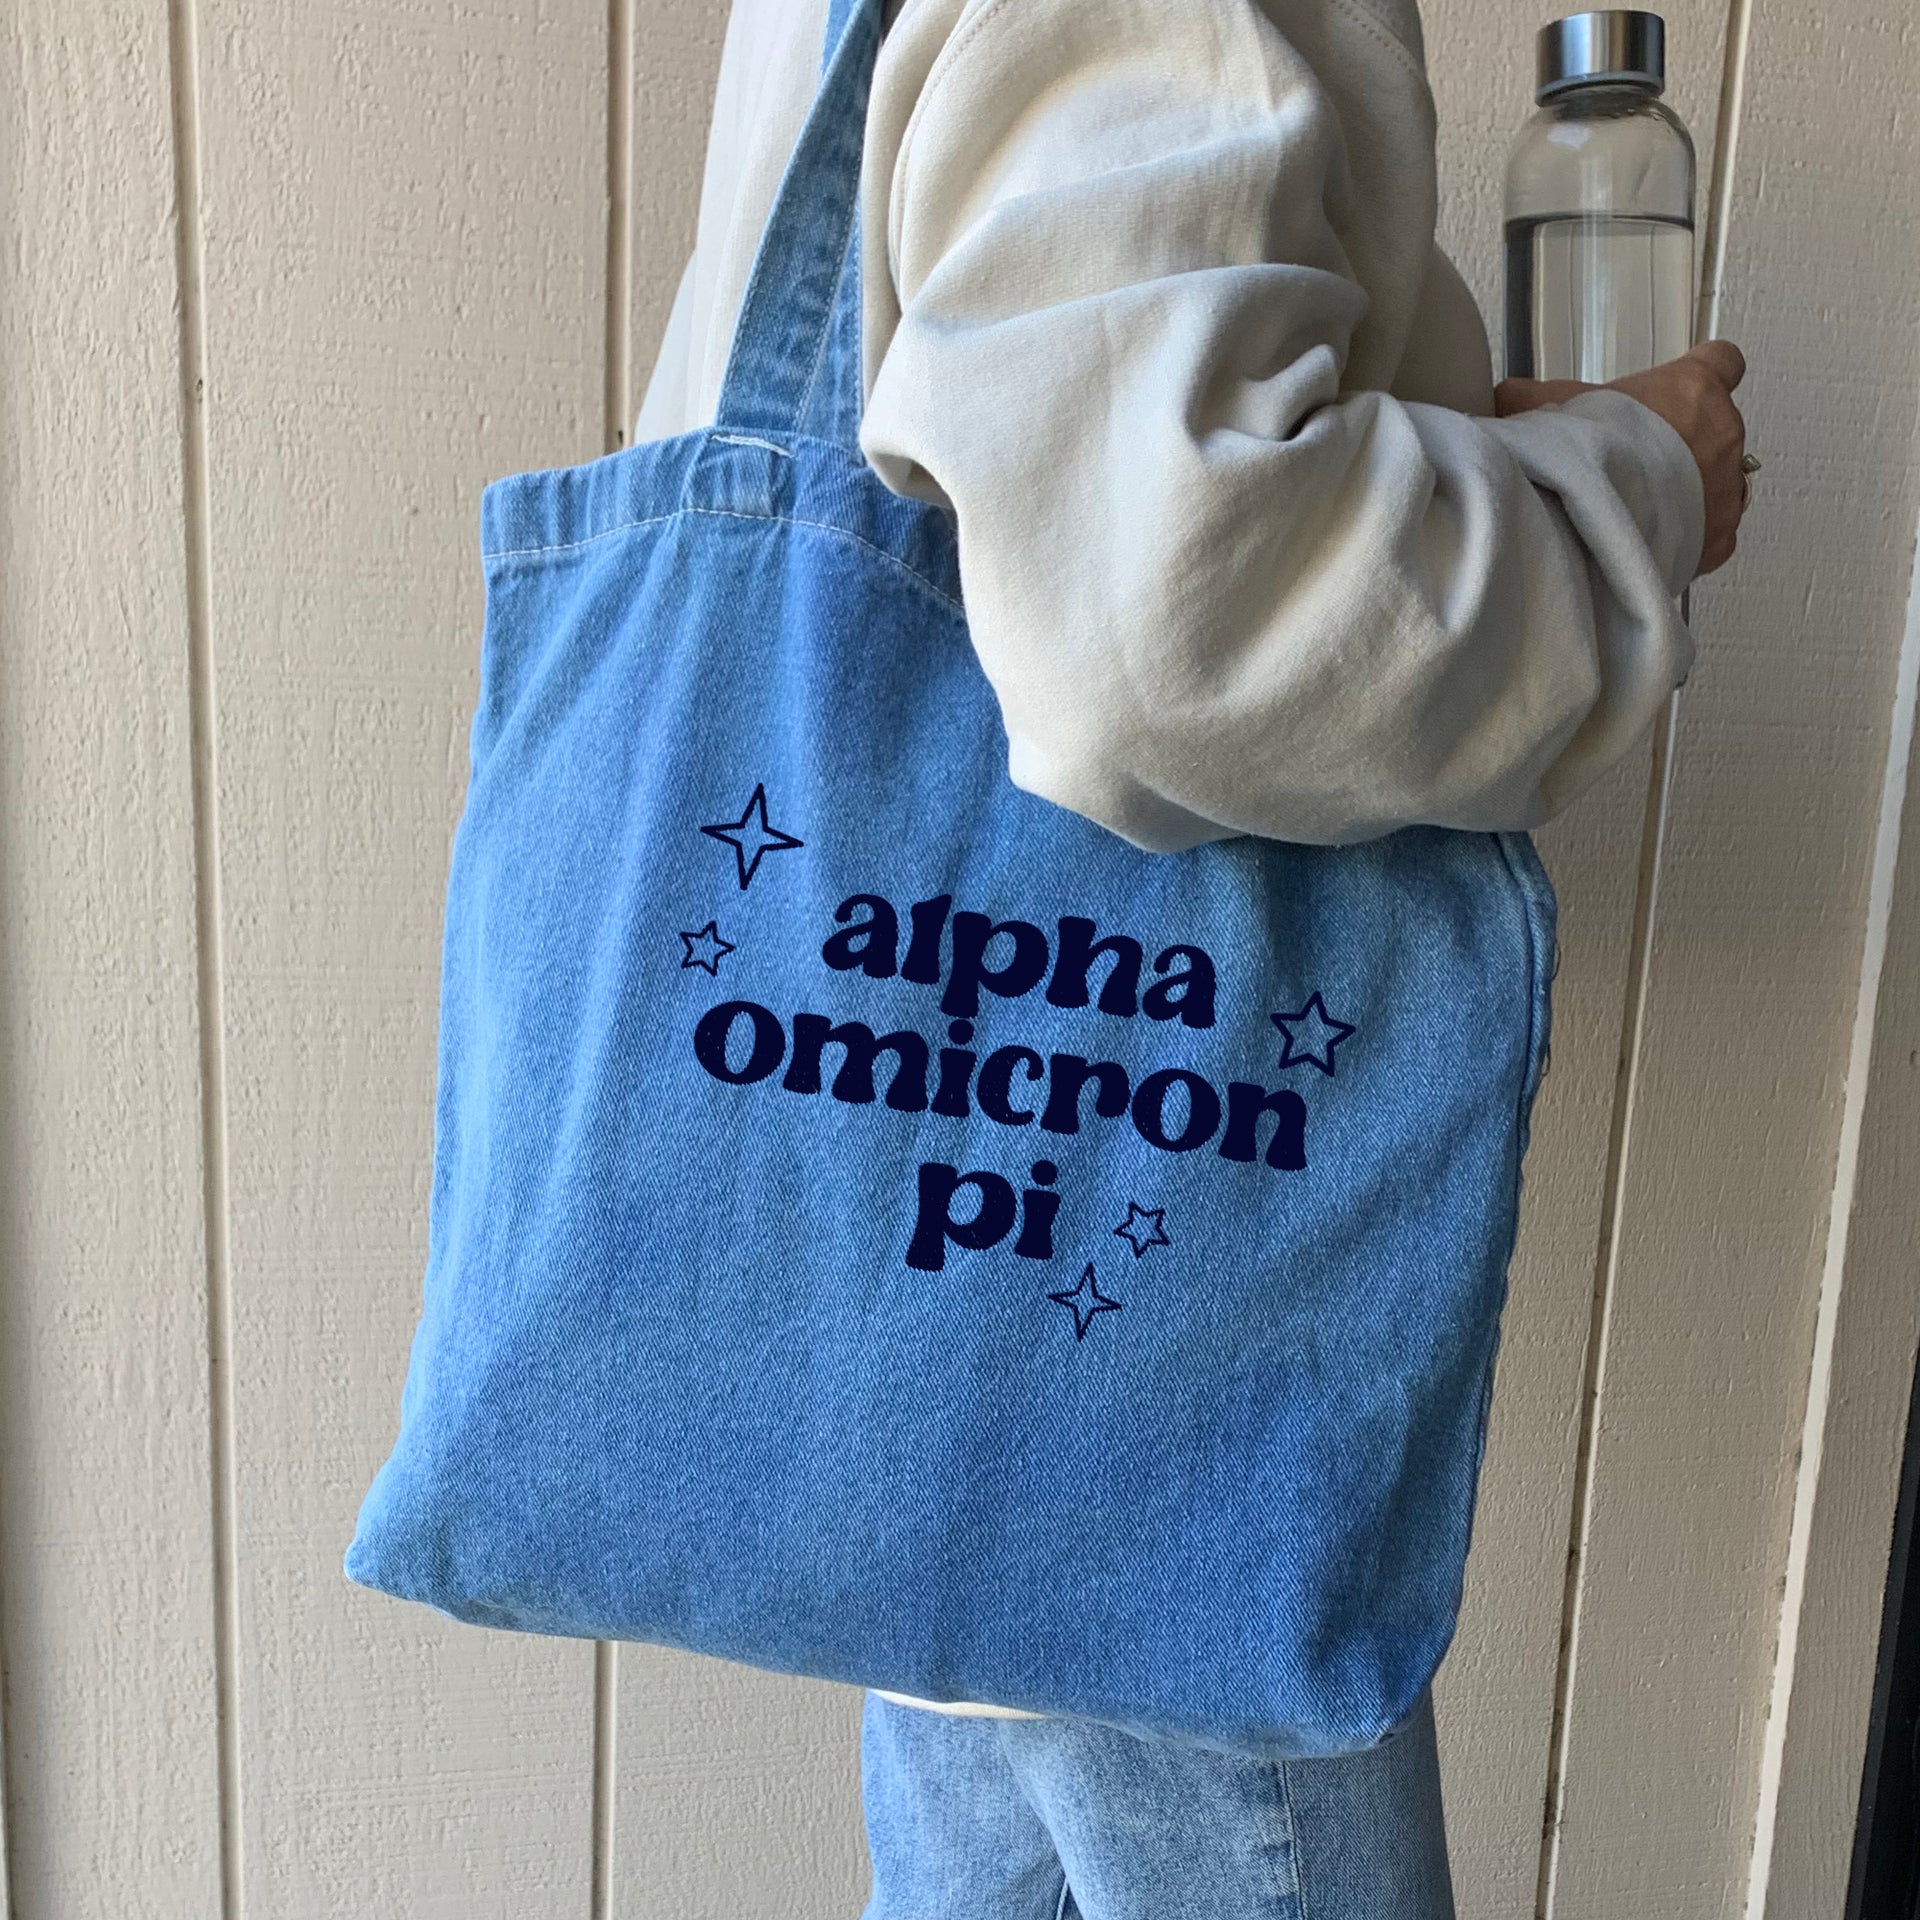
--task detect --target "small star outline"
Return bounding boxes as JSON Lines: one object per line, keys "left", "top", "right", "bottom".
{"left": 1048, "top": 1263, "right": 1123, "bottom": 1342}
{"left": 699, "top": 783, "right": 804, "bottom": 890}
{"left": 678, "top": 921, "right": 736, "bottom": 976}
{"left": 1112, "top": 1202, "right": 1171, "bottom": 1259}
{"left": 1271, "top": 991, "right": 1356, "bottom": 1077}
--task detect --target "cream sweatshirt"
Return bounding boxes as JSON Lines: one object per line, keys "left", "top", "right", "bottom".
{"left": 635, "top": 0, "right": 1705, "bottom": 1716}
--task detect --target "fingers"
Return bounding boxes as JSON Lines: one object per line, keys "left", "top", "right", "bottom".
{"left": 1504, "top": 343, "right": 1753, "bottom": 585}
{"left": 1494, "top": 375, "right": 1598, "bottom": 417}
{"left": 1688, "top": 338, "right": 1747, "bottom": 392}
{"left": 1492, "top": 378, "right": 1542, "bottom": 418}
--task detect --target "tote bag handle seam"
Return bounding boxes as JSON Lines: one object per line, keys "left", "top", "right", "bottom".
{"left": 710, "top": 0, "right": 882, "bottom": 440}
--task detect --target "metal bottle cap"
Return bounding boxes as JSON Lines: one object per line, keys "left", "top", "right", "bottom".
{"left": 1536, "top": 10, "right": 1666, "bottom": 100}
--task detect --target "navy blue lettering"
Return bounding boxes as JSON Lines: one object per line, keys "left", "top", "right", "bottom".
{"left": 1143, "top": 946, "right": 1217, "bottom": 1029}
{"left": 1045, "top": 918, "right": 1142, "bottom": 1016}
{"left": 693, "top": 1000, "right": 786, "bottom": 1085}
{"left": 1014, "top": 1163, "right": 1062, "bottom": 1260}
{"left": 976, "top": 1044, "right": 1045, "bottom": 1126}
{"left": 931, "top": 1018, "right": 977, "bottom": 1118}
{"left": 783, "top": 1012, "right": 928, "bottom": 1111}
{"left": 941, "top": 913, "right": 1051, "bottom": 1017}
{"left": 1040, "top": 1056, "right": 1131, "bottom": 1135}
{"left": 821, "top": 895, "right": 899, "bottom": 978}
{"left": 1131, "top": 1067, "right": 1222, "bottom": 1153}
{"left": 901, "top": 894, "right": 951, "bottom": 985}
{"left": 1221, "top": 1082, "right": 1307, "bottom": 1169}
{"left": 906, "top": 1163, "right": 1018, "bottom": 1272}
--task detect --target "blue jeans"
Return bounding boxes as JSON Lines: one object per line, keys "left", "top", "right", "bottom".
{"left": 859, "top": 1690, "right": 1454, "bottom": 1920}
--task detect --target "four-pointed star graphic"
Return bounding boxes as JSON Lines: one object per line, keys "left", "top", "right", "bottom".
{"left": 1271, "top": 991, "right": 1356, "bottom": 1076}
{"left": 678, "top": 921, "right": 736, "bottom": 975}
{"left": 1112, "top": 1201, "right": 1171, "bottom": 1259}
{"left": 1048, "top": 1263, "right": 1123, "bottom": 1341}
{"left": 700, "top": 783, "right": 804, "bottom": 889}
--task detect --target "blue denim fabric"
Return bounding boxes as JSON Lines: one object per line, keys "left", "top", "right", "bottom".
{"left": 345, "top": 0, "right": 1556, "bottom": 1757}
{"left": 860, "top": 1690, "right": 1454, "bottom": 1920}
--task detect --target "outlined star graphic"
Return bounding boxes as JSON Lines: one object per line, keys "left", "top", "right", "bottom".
{"left": 1112, "top": 1202, "right": 1171, "bottom": 1259}
{"left": 1271, "top": 991, "right": 1356, "bottom": 1076}
{"left": 1048, "top": 1263, "right": 1123, "bottom": 1341}
{"left": 678, "top": 921, "right": 736, "bottom": 975}
{"left": 699, "top": 783, "right": 804, "bottom": 890}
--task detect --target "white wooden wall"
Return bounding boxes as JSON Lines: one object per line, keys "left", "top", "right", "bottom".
{"left": 2, "top": 1, "right": 1916, "bottom": 1915}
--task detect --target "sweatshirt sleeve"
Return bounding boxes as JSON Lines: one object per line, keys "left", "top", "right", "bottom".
{"left": 857, "top": 0, "right": 1705, "bottom": 852}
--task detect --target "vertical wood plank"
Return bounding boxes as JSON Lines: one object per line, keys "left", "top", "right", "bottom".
{"left": 0, "top": 4, "right": 224, "bottom": 1913}
{"left": 1543, "top": 0, "right": 1920, "bottom": 1910}
{"left": 194, "top": 2, "right": 611, "bottom": 1909}
{"left": 1420, "top": 3, "right": 1729, "bottom": 1912}
{"left": 1754, "top": 514, "right": 1920, "bottom": 1920}
{"left": 615, "top": 10, "right": 871, "bottom": 1913}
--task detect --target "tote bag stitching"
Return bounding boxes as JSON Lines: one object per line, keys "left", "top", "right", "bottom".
{"left": 684, "top": 506, "right": 964, "bottom": 615}
{"left": 483, "top": 508, "right": 681, "bottom": 564}
{"left": 791, "top": 212, "right": 860, "bottom": 432}
{"left": 485, "top": 497, "right": 964, "bottom": 619}
{"left": 711, "top": 431, "right": 795, "bottom": 458}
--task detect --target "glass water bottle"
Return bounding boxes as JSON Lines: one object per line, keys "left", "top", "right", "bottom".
{"left": 1505, "top": 11, "right": 1695, "bottom": 381}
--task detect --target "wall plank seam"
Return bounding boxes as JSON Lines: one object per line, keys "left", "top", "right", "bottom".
{"left": 607, "top": 0, "right": 636, "bottom": 455}
{"left": 595, "top": 6, "right": 638, "bottom": 1918}
{"left": 1534, "top": 698, "right": 1678, "bottom": 1920}
{"left": 164, "top": 0, "right": 244, "bottom": 1915}
{"left": 1695, "top": 0, "right": 1755, "bottom": 342}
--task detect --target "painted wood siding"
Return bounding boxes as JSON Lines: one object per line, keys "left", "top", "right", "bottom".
{"left": 1, "top": 2, "right": 1914, "bottom": 1915}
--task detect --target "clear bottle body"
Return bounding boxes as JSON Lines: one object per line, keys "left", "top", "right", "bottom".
{"left": 1504, "top": 82, "right": 1696, "bottom": 381}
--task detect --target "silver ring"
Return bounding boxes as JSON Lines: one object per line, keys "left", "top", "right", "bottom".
{"left": 1741, "top": 454, "right": 1763, "bottom": 474}
{"left": 1740, "top": 452, "right": 1760, "bottom": 511}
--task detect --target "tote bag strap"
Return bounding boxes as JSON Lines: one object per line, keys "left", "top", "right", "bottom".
{"left": 710, "top": 0, "right": 883, "bottom": 448}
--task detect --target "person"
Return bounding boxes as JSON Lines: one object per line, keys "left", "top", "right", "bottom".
{"left": 636, "top": 0, "right": 1750, "bottom": 1913}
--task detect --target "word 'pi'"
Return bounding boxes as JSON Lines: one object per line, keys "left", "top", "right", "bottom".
{"left": 907, "top": 1160, "right": 1061, "bottom": 1272}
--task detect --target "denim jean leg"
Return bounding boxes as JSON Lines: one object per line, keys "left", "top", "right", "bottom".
{"left": 986, "top": 1689, "right": 1452, "bottom": 1920}
{"left": 997, "top": 1715, "right": 1304, "bottom": 1920}
{"left": 860, "top": 1693, "right": 1066, "bottom": 1920}
{"left": 1280, "top": 1689, "right": 1456, "bottom": 1920}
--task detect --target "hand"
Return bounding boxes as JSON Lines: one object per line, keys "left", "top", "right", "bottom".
{"left": 1495, "top": 340, "right": 1750, "bottom": 576}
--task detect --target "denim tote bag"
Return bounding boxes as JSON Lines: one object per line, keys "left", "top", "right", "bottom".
{"left": 347, "top": 0, "right": 1556, "bottom": 1759}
